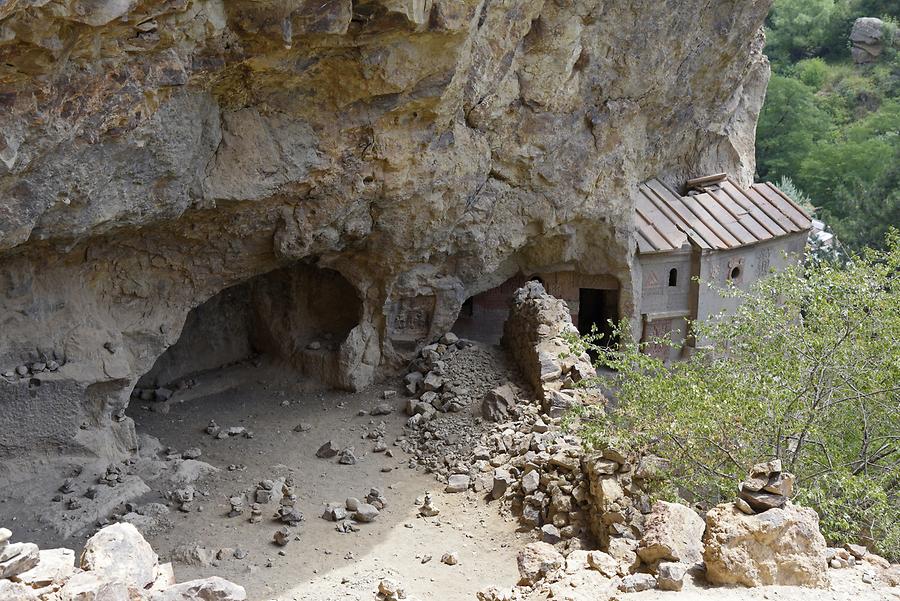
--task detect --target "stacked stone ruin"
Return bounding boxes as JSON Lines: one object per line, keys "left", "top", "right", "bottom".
{"left": 735, "top": 459, "right": 795, "bottom": 514}
{"left": 401, "top": 283, "right": 657, "bottom": 554}
{"left": 500, "top": 281, "right": 598, "bottom": 417}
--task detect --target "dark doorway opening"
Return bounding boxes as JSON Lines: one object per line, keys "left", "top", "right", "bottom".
{"left": 577, "top": 288, "right": 619, "bottom": 347}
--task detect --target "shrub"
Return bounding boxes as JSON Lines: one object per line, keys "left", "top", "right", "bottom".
{"left": 795, "top": 57, "right": 832, "bottom": 89}
{"left": 572, "top": 232, "right": 900, "bottom": 559}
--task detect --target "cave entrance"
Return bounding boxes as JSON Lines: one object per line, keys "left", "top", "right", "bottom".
{"left": 132, "top": 263, "right": 362, "bottom": 402}
{"left": 451, "top": 272, "right": 623, "bottom": 346}
{"left": 451, "top": 275, "right": 529, "bottom": 345}
{"left": 577, "top": 288, "right": 619, "bottom": 347}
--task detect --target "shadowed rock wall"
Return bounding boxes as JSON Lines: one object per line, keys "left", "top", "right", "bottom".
{"left": 0, "top": 0, "right": 772, "bottom": 463}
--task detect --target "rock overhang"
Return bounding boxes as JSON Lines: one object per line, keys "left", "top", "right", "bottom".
{"left": 0, "top": 0, "right": 773, "bottom": 461}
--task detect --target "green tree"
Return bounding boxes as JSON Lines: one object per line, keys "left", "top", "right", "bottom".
{"left": 766, "top": 0, "right": 843, "bottom": 64}
{"left": 797, "top": 100, "right": 900, "bottom": 248}
{"left": 756, "top": 75, "right": 832, "bottom": 181}
{"left": 572, "top": 233, "right": 900, "bottom": 558}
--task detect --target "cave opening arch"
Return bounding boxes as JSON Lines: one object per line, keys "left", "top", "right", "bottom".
{"left": 131, "top": 262, "right": 364, "bottom": 404}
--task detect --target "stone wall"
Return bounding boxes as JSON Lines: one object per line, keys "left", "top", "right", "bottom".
{"left": 501, "top": 282, "right": 597, "bottom": 416}
{"left": 582, "top": 451, "right": 655, "bottom": 551}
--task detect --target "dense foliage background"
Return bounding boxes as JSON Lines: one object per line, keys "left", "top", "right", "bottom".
{"left": 756, "top": 0, "right": 899, "bottom": 250}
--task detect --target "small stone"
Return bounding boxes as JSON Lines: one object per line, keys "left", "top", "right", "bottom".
{"left": 181, "top": 448, "right": 202, "bottom": 460}
{"left": 293, "top": 422, "right": 312, "bottom": 432}
{"left": 371, "top": 403, "right": 393, "bottom": 416}
{"left": 338, "top": 448, "right": 357, "bottom": 465}
{"left": 276, "top": 507, "right": 304, "bottom": 526}
{"left": 619, "top": 573, "right": 656, "bottom": 593}
{"left": 657, "top": 562, "right": 688, "bottom": 591}
{"left": 322, "top": 506, "right": 347, "bottom": 522}
{"left": 307, "top": 341, "right": 322, "bottom": 350}
{"left": 516, "top": 542, "right": 563, "bottom": 586}
{"left": 737, "top": 489, "right": 786, "bottom": 512}
{"left": 445, "top": 474, "right": 469, "bottom": 493}
{"left": 378, "top": 578, "right": 405, "bottom": 600}
{"left": 353, "top": 503, "right": 379, "bottom": 523}
{"left": 541, "top": 524, "right": 561, "bottom": 544}
{"left": 345, "top": 497, "right": 360, "bottom": 512}
{"left": 586, "top": 551, "right": 618, "bottom": 578}
{"left": 734, "top": 496, "right": 755, "bottom": 515}
{"left": 0, "top": 542, "right": 39, "bottom": 579}
{"left": 273, "top": 528, "right": 291, "bottom": 546}
{"left": 521, "top": 470, "right": 540, "bottom": 494}
{"left": 491, "top": 469, "right": 515, "bottom": 501}
{"left": 316, "top": 441, "right": 340, "bottom": 458}
{"left": 441, "top": 551, "right": 459, "bottom": 565}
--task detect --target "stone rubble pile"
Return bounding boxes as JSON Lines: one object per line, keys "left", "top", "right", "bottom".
{"left": 398, "top": 285, "right": 900, "bottom": 598}
{"left": 403, "top": 331, "right": 515, "bottom": 424}
{"left": 0, "top": 523, "right": 245, "bottom": 600}
{"left": 400, "top": 285, "right": 645, "bottom": 551}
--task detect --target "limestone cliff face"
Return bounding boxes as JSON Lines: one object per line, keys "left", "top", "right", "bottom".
{"left": 0, "top": 0, "right": 771, "bottom": 462}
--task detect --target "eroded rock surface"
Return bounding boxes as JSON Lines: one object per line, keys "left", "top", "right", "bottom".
{"left": 0, "top": 0, "right": 772, "bottom": 465}
{"left": 703, "top": 502, "right": 828, "bottom": 588}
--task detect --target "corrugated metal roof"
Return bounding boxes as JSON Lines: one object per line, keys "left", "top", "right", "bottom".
{"left": 636, "top": 177, "right": 812, "bottom": 254}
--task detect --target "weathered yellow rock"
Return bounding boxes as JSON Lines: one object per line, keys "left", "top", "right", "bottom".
{"left": 703, "top": 502, "right": 829, "bottom": 588}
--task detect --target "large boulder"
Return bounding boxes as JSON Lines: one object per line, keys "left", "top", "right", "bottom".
{"left": 12, "top": 547, "right": 76, "bottom": 589}
{"left": 0, "top": 542, "right": 40, "bottom": 579}
{"left": 481, "top": 384, "right": 518, "bottom": 422}
{"left": 0, "top": 580, "right": 38, "bottom": 601}
{"left": 517, "top": 542, "right": 565, "bottom": 586}
{"left": 58, "top": 571, "right": 131, "bottom": 601}
{"left": 637, "top": 501, "right": 705, "bottom": 566}
{"left": 80, "top": 523, "right": 159, "bottom": 590}
{"left": 150, "top": 576, "right": 247, "bottom": 601}
{"left": 703, "top": 502, "right": 828, "bottom": 587}
{"left": 850, "top": 17, "right": 885, "bottom": 63}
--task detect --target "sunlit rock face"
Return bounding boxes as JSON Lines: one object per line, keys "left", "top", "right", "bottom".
{"left": 0, "top": 0, "right": 771, "bottom": 463}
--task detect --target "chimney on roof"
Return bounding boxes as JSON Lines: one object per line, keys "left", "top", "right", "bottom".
{"left": 686, "top": 173, "right": 727, "bottom": 195}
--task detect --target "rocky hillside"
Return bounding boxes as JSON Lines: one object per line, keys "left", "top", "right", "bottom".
{"left": 0, "top": 0, "right": 771, "bottom": 464}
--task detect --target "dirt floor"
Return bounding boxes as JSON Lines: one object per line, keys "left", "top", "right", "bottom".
{"left": 129, "top": 362, "right": 524, "bottom": 601}
{"left": 2, "top": 353, "right": 898, "bottom": 601}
